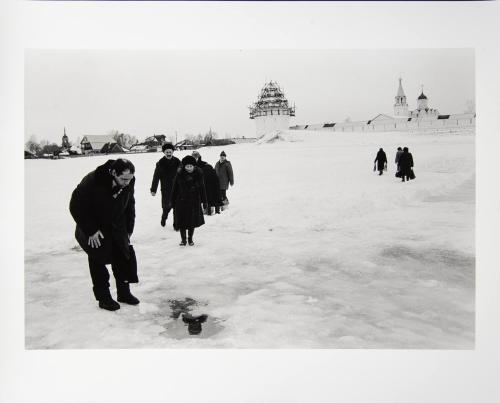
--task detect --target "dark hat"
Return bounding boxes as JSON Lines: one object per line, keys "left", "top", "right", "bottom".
{"left": 162, "top": 143, "right": 174, "bottom": 152}
{"left": 403, "top": 147, "right": 409, "bottom": 152}
{"left": 220, "top": 151, "right": 226, "bottom": 157}
{"left": 182, "top": 155, "right": 197, "bottom": 166}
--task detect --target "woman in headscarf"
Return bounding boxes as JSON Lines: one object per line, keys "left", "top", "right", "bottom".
{"left": 171, "top": 155, "right": 207, "bottom": 246}
{"left": 374, "top": 148, "right": 387, "bottom": 176}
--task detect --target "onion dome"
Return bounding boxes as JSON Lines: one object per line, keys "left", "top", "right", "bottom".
{"left": 418, "top": 90, "right": 428, "bottom": 100}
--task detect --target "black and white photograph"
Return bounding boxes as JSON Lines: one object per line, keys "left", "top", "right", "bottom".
{"left": 25, "top": 48, "right": 475, "bottom": 349}
{"left": 3, "top": 1, "right": 500, "bottom": 403}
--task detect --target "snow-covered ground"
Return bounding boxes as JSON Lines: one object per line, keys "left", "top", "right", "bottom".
{"left": 25, "top": 130, "right": 475, "bottom": 349}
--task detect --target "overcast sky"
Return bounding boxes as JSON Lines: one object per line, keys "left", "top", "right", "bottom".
{"left": 25, "top": 49, "right": 474, "bottom": 144}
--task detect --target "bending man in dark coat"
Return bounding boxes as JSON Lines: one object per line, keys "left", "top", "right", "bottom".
{"left": 192, "top": 150, "right": 222, "bottom": 215}
{"left": 398, "top": 147, "right": 414, "bottom": 182}
{"left": 214, "top": 150, "right": 234, "bottom": 208}
{"left": 69, "top": 158, "right": 139, "bottom": 311}
{"left": 374, "top": 148, "right": 387, "bottom": 176}
{"left": 171, "top": 155, "right": 207, "bottom": 246}
{"left": 151, "top": 143, "right": 181, "bottom": 227}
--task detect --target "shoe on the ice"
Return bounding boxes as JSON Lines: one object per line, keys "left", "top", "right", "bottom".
{"left": 117, "top": 292, "right": 140, "bottom": 305}
{"left": 188, "top": 240, "right": 194, "bottom": 246}
{"left": 179, "top": 240, "right": 187, "bottom": 246}
{"left": 116, "top": 282, "right": 140, "bottom": 305}
{"left": 98, "top": 298, "right": 120, "bottom": 311}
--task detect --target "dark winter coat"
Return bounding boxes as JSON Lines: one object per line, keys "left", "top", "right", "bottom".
{"left": 150, "top": 156, "right": 181, "bottom": 209}
{"left": 374, "top": 150, "right": 387, "bottom": 171}
{"left": 398, "top": 151, "right": 414, "bottom": 176}
{"left": 171, "top": 166, "right": 207, "bottom": 230}
{"left": 395, "top": 150, "right": 403, "bottom": 164}
{"left": 197, "top": 158, "right": 222, "bottom": 207}
{"left": 214, "top": 160, "right": 234, "bottom": 190}
{"left": 69, "top": 160, "right": 135, "bottom": 265}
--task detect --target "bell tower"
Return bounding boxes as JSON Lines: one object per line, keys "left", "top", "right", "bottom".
{"left": 394, "top": 77, "right": 409, "bottom": 117}
{"left": 62, "top": 127, "right": 70, "bottom": 148}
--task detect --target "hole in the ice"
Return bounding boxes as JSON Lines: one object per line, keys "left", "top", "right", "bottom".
{"left": 160, "top": 298, "right": 224, "bottom": 339}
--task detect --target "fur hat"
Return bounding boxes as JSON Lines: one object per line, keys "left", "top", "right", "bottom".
{"left": 182, "top": 155, "right": 197, "bottom": 166}
{"left": 220, "top": 151, "right": 226, "bottom": 157}
{"left": 162, "top": 143, "right": 175, "bottom": 152}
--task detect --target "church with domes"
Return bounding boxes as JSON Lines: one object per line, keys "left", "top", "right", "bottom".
{"left": 290, "top": 77, "right": 474, "bottom": 134}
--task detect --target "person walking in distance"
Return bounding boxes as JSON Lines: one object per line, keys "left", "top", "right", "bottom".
{"left": 171, "top": 155, "right": 207, "bottom": 246}
{"left": 69, "top": 159, "right": 139, "bottom": 311}
{"left": 398, "top": 146, "right": 414, "bottom": 182}
{"left": 151, "top": 143, "right": 181, "bottom": 227}
{"left": 374, "top": 148, "right": 387, "bottom": 176}
{"left": 214, "top": 151, "right": 234, "bottom": 210}
{"left": 395, "top": 147, "right": 403, "bottom": 175}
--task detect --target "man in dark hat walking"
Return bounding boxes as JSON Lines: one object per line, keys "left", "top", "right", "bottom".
{"left": 398, "top": 147, "right": 415, "bottom": 182}
{"left": 151, "top": 143, "right": 181, "bottom": 226}
{"left": 214, "top": 150, "right": 234, "bottom": 212}
{"left": 69, "top": 158, "right": 140, "bottom": 311}
{"left": 192, "top": 150, "right": 221, "bottom": 215}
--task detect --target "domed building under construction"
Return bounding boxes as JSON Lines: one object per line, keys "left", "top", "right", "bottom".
{"left": 249, "top": 81, "right": 296, "bottom": 137}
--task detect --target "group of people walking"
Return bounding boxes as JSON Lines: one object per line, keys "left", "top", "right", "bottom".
{"left": 150, "top": 144, "right": 234, "bottom": 245}
{"left": 69, "top": 145, "right": 234, "bottom": 311}
{"left": 374, "top": 146, "right": 415, "bottom": 182}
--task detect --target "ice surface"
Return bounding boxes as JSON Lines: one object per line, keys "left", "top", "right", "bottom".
{"left": 25, "top": 130, "right": 475, "bottom": 348}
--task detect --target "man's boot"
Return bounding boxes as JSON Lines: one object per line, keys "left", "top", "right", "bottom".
{"left": 97, "top": 289, "right": 120, "bottom": 311}
{"left": 117, "top": 282, "right": 140, "bottom": 305}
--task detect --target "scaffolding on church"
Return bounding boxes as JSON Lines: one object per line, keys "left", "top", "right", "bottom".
{"left": 249, "top": 81, "right": 296, "bottom": 119}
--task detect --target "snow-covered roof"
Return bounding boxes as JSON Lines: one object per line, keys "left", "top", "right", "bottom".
{"left": 369, "top": 113, "right": 397, "bottom": 122}
{"left": 81, "top": 135, "right": 116, "bottom": 150}
{"left": 448, "top": 112, "right": 476, "bottom": 119}
{"left": 130, "top": 144, "right": 149, "bottom": 151}
{"left": 82, "top": 134, "right": 115, "bottom": 143}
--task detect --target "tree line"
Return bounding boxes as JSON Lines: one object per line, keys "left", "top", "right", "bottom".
{"left": 25, "top": 128, "right": 232, "bottom": 157}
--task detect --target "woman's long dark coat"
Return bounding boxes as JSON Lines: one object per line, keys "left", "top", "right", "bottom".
{"left": 171, "top": 166, "right": 207, "bottom": 230}
{"left": 374, "top": 150, "right": 387, "bottom": 171}
{"left": 150, "top": 156, "right": 181, "bottom": 210}
{"left": 398, "top": 151, "right": 414, "bottom": 177}
{"left": 69, "top": 160, "right": 135, "bottom": 266}
{"left": 197, "top": 158, "right": 221, "bottom": 207}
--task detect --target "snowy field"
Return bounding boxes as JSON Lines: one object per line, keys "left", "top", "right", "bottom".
{"left": 25, "top": 130, "right": 475, "bottom": 349}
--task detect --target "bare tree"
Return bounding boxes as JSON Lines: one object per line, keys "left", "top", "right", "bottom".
{"left": 25, "top": 135, "right": 41, "bottom": 155}
{"left": 111, "top": 132, "right": 138, "bottom": 149}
